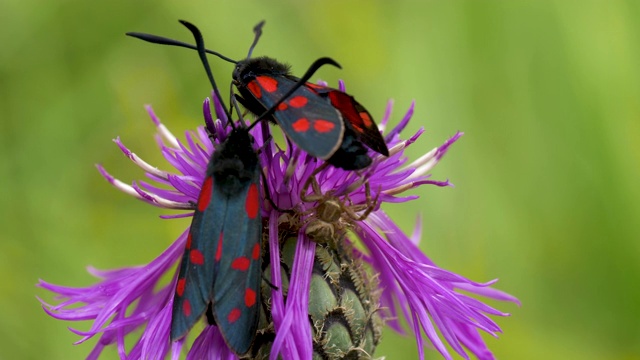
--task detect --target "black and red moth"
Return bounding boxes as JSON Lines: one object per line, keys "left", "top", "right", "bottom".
{"left": 164, "top": 22, "right": 263, "bottom": 355}
{"left": 171, "top": 126, "right": 262, "bottom": 354}
{"left": 232, "top": 55, "right": 388, "bottom": 170}
{"left": 128, "top": 21, "right": 389, "bottom": 171}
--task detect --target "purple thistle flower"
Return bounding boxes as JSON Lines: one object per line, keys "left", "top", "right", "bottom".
{"left": 39, "top": 89, "right": 518, "bottom": 359}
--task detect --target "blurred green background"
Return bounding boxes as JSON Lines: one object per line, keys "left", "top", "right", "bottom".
{"left": 2, "top": 0, "right": 639, "bottom": 359}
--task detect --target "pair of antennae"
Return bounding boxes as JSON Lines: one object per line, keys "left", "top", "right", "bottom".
{"left": 127, "top": 20, "right": 264, "bottom": 127}
{"left": 127, "top": 20, "right": 264, "bottom": 63}
{"left": 126, "top": 20, "right": 340, "bottom": 132}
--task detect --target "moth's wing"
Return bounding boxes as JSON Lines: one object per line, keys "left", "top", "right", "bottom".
{"left": 210, "top": 170, "right": 262, "bottom": 355}
{"left": 170, "top": 175, "right": 224, "bottom": 341}
{"left": 244, "top": 75, "right": 345, "bottom": 159}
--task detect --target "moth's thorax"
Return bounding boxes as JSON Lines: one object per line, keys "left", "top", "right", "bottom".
{"left": 210, "top": 129, "right": 259, "bottom": 196}
{"left": 232, "top": 56, "right": 291, "bottom": 86}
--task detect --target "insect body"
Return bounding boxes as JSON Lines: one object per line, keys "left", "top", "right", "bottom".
{"left": 171, "top": 127, "right": 262, "bottom": 355}
{"left": 151, "top": 21, "right": 265, "bottom": 355}
{"left": 301, "top": 173, "right": 378, "bottom": 243}
{"left": 233, "top": 55, "right": 388, "bottom": 170}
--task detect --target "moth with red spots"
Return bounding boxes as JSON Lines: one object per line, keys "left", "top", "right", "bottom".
{"left": 164, "top": 22, "right": 263, "bottom": 355}
{"left": 232, "top": 53, "right": 389, "bottom": 170}
{"left": 128, "top": 21, "right": 389, "bottom": 171}
{"left": 171, "top": 126, "right": 262, "bottom": 355}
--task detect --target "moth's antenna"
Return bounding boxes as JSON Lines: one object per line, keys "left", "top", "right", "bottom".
{"left": 246, "top": 20, "right": 265, "bottom": 59}
{"left": 178, "top": 20, "right": 234, "bottom": 128}
{"left": 247, "top": 57, "right": 342, "bottom": 131}
{"left": 126, "top": 32, "right": 238, "bottom": 64}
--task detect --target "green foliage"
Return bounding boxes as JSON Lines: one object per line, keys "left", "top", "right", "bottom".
{"left": 2, "top": 0, "right": 639, "bottom": 358}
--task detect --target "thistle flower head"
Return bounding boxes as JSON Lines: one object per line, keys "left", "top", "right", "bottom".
{"left": 39, "top": 87, "right": 518, "bottom": 359}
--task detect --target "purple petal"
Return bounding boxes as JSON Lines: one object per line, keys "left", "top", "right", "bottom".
{"left": 271, "top": 231, "right": 315, "bottom": 359}
{"left": 187, "top": 326, "right": 237, "bottom": 360}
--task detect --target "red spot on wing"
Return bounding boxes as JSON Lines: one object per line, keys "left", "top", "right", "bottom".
{"left": 245, "top": 288, "right": 257, "bottom": 307}
{"left": 176, "top": 278, "right": 186, "bottom": 296}
{"left": 183, "top": 299, "right": 192, "bottom": 317}
{"left": 197, "top": 177, "right": 213, "bottom": 212}
{"left": 359, "top": 111, "right": 373, "bottom": 127}
{"left": 228, "top": 308, "right": 241, "bottom": 323}
{"left": 215, "top": 232, "right": 223, "bottom": 262}
{"left": 292, "top": 118, "right": 310, "bottom": 132}
{"left": 313, "top": 119, "right": 336, "bottom": 133}
{"left": 231, "top": 257, "right": 250, "bottom": 271}
{"left": 306, "top": 83, "right": 326, "bottom": 91}
{"left": 327, "top": 91, "right": 367, "bottom": 130}
{"left": 277, "top": 102, "right": 288, "bottom": 111}
{"left": 247, "top": 81, "right": 261, "bottom": 98}
{"left": 186, "top": 233, "right": 192, "bottom": 250}
{"left": 288, "top": 96, "right": 308, "bottom": 108}
{"left": 245, "top": 184, "right": 259, "bottom": 219}
{"left": 252, "top": 243, "right": 260, "bottom": 260}
{"left": 328, "top": 91, "right": 353, "bottom": 111}
{"left": 190, "top": 249, "right": 204, "bottom": 265}
{"left": 256, "top": 76, "right": 278, "bottom": 93}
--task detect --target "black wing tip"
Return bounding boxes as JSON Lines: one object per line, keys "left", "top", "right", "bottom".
{"left": 169, "top": 326, "right": 187, "bottom": 343}
{"left": 377, "top": 143, "right": 390, "bottom": 156}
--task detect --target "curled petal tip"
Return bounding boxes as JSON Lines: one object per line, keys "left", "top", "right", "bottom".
{"left": 95, "top": 164, "right": 114, "bottom": 183}
{"left": 436, "top": 131, "right": 464, "bottom": 160}
{"left": 145, "top": 105, "right": 161, "bottom": 126}
{"left": 113, "top": 137, "right": 133, "bottom": 159}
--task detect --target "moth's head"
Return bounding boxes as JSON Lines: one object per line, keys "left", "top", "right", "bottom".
{"left": 232, "top": 56, "right": 291, "bottom": 86}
